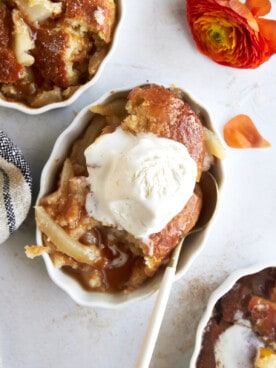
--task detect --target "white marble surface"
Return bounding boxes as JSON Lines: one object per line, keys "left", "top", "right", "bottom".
{"left": 1, "top": 1, "right": 276, "bottom": 367}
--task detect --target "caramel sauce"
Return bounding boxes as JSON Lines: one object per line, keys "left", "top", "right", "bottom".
{"left": 63, "top": 227, "right": 142, "bottom": 293}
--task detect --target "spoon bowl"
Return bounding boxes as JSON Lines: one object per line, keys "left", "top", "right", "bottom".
{"left": 170, "top": 171, "right": 219, "bottom": 269}
{"left": 194, "top": 171, "right": 219, "bottom": 232}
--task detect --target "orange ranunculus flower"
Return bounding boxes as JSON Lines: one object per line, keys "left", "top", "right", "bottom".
{"left": 186, "top": 0, "right": 276, "bottom": 68}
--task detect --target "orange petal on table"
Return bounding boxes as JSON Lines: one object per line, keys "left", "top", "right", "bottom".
{"left": 245, "top": 0, "right": 271, "bottom": 17}
{"left": 223, "top": 114, "right": 271, "bottom": 148}
{"left": 257, "top": 18, "right": 276, "bottom": 53}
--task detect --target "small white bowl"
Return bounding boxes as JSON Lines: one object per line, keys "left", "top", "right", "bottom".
{"left": 0, "top": 1, "right": 123, "bottom": 115}
{"left": 36, "top": 85, "right": 224, "bottom": 308}
{"left": 189, "top": 262, "right": 276, "bottom": 367}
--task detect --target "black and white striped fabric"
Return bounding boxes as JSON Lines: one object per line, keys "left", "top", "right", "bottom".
{"left": 0, "top": 131, "right": 32, "bottom": 244}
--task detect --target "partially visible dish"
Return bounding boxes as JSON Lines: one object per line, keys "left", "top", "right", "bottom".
{"left": 0, "top": 0, "right": 122, "bottom": 114}
{"left": 25, "top": 84, "right": 224, "bottom": 307}
{"left": 190, "top": 264, "right": 276, "bottom": 368}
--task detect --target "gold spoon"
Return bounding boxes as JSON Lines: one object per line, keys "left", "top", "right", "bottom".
{"left": 136, "top": 171, "right": 219, "bottom": 368}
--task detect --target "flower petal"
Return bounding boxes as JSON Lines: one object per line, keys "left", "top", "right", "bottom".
{"left": 214, "top": 0, "right": 259, "bottom": 30}
{"left": 245, "top": 0, "right": 271, "bottom": 17}
{"left": 223, "top": 114, "right": 271, "bottom": 148}
{"left": 228, "top": 0, "right": 259, "bottom": 30}
{"left": 257, "top": 18, "right": 276, "bottom": 53}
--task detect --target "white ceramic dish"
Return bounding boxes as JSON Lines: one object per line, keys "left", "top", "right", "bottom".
{"left": 189, "top": 262, "right": 276, "bottom": 367}
{"left": 0, "top": 0, "right": 123, "bottom": 115}
{"left": 36, "top": 85, "right": 224, "bottom": 308}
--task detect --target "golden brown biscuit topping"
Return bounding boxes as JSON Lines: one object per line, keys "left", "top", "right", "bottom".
{"left": 65, "top": 0, "right": 115, "bottom": 42}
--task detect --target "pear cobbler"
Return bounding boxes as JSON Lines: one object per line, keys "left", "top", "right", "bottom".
{"left": 26, "top": 84, "right": 224, "bottom": 292}
{"left": 196, "top": 267, "right": 276, "bottom": 368}
{"left": 0, "top": 0, "right": 117, "bottom": 107}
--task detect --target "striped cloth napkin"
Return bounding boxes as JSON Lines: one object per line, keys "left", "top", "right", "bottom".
{"left": 0, "top": 131, "right": 32, "bottom": 244}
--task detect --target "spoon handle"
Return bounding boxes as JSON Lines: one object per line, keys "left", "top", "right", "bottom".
{"left": 136, "top": 266, "right": 176, "bottom": 368}
{"left": 136, "top": 239, "right": 184, "bottom": 368}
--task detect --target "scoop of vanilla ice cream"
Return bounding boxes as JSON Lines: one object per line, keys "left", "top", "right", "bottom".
{"left": 84, "top": 126, "right": 197, "bottom": 239}
{"left": 214, "top": 324, "right": 263, "bottom": 368}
